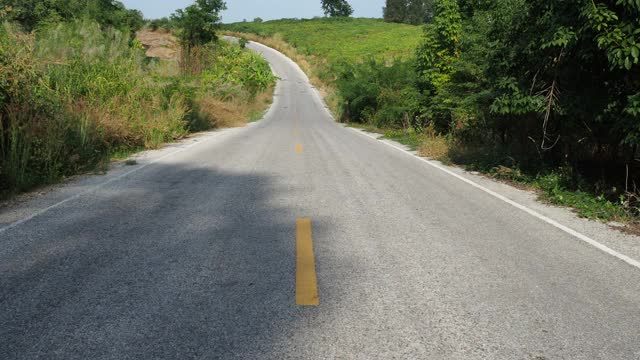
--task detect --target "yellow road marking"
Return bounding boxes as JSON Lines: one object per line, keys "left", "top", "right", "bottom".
{"left": 296, "top": 218, "right": 319, "bottom": 306}
{"left": 296, "top": 143, "right": 303, "bottom": 154}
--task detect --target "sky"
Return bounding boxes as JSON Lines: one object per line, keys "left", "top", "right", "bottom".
{"left": 120, "top": 0, "right": 385, "bottom": 23}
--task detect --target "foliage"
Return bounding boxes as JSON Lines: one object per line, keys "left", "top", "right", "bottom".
{"left": 335, "top": 59, "right": 421, "bottom": 128}
{"left": 1, "top": 0, "right": 144, "bottom": 33}
{"left": 0, "top": 20, "right": 184, "bottom": 192}
{"left": 383, "top": 0, "right": 434, "bottom": 25}
{"left": 321, "top": 0, "right": 354, "bottom": 17}
{"left": 415, "top": 0, "right": 461, "bottom": 94}
{"left": 583, "top": 0, "right": 640, "bottom": 71}
{"left": 0, "top": 17, "right": 275, "bottom": 195}
{"left": 396, "top": 0, "right": 638, "bottom": 216}
{"left": 171, "top": 0, "right": 226, "bottom": 50}
{"left": 201, "top": 42, "right": 277, "bottom": 97}
{"left": 239, "top": 36, "right": 248, "bottom": 48}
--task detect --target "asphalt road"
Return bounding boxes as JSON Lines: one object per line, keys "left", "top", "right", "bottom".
{"left": 1, "top": 40, "right": 640, "bottom": 359}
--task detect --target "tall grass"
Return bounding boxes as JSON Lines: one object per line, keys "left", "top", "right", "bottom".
{"left": 0, "top": 20, "right": 276, "bottom": 196}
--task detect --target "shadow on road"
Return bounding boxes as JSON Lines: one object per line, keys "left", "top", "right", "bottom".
{"left": 0, "top": 163, "right": 330, "bottom": 359}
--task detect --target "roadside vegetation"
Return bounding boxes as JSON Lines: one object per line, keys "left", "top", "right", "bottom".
{"left": 0, "top": 0, "right": 276, "bottom": 197}
{"left": 228, "top": 0, "right": 640, "bottom": 224}
{"left": 224, "top": 17, "right": 422, "bottom": 113}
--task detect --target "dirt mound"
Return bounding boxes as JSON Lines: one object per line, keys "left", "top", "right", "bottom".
{"left": 136, "top": 29, "right": 178, "bottom": 60}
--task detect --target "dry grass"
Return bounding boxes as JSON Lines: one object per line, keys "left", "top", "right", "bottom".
{"left": 417, "top": 126, "right": 451, "bottom": 162}
{"left": 248, "top": 89, "right": 275, "bottom": 121}
{"left": 196, "top": 97, "right": 246, "bottom": 128}
{"left": 191, "top": 86, "right": 275, "bottom": 130}
{"left": 195, "top": 86, "right": 274, "bottom": 128}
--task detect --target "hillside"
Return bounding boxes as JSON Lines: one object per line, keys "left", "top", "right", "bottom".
{"left": 225, "top": 18, "right": 422, "bottom": 65}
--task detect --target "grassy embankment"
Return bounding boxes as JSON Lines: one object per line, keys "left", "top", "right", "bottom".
{"left": 225, "top": 18, "right": 633, "bottom": 224}
{"left": 0, "top": 21, "right": 276, "bottom": 197}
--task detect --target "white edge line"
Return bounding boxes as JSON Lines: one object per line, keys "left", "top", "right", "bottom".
{"left": 348, "top": 127, "right": 640, "bottom": 270}
{"left": 0, "top": 136, "right": 210, "bottom": 235}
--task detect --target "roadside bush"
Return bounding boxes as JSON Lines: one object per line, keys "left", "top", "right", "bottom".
{"left": 0, "top": 20, "right": 188, "bottom": 193}
{"left": 238, "top": 37, "right": 248, "bottom": 49}
{"left": 335, "top": 59, "right": 420, "bottom": 128}
{"left": 201, "top": 42, "right": 277, "bottom": 98}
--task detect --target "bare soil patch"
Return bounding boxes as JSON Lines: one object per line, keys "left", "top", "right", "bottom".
{"left": 137, "top": 29, "right": 178, "bottom": 60}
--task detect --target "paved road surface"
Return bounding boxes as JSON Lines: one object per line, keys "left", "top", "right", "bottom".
{"left": 1, "top": 41, "right": 639, "bottom": 359}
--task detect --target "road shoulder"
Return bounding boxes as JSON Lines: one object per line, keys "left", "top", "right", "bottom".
{"left": 348, "top": 126, "right": 640, "bottom": 269}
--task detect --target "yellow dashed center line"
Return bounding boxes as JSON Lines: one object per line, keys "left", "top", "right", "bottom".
{"left": 296, "top": 143, "right": 303, "bottom": 154}
{"left": 296, "top": 218, "right": 319, "bottom": 306}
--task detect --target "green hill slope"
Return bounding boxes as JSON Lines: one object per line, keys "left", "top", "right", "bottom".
{"left": 225, "top": 18, "right": 422, "bottom": 65}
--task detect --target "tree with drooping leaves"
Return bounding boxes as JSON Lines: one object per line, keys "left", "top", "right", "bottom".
{"left": 321, "top": 0, "right": 354, "bottom": 17}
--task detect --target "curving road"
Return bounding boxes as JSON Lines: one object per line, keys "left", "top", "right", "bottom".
{"left": 1, "top": 40, "right": 639, "bottom": 359}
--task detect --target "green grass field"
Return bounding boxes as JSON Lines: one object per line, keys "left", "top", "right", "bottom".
{"left": 225, "top": 18, "right": 423, "bottom": 65}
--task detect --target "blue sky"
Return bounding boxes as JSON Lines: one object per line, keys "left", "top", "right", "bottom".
{"left": 120, "top": 0, "right": 385, "bottom": 23}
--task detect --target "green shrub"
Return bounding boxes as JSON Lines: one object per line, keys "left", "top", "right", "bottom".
{"left": 239, "top": 37, "right": 248, "bottom": 49}
{"left": 201, "top": 42, "right": 277, "bottom": 98}
{"left": 335, "top": 59, "right": 420, "bottom": 128}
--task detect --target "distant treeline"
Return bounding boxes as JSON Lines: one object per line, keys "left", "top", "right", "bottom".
{"left": 1, "top": 0, "right": 144, "bottom": 32}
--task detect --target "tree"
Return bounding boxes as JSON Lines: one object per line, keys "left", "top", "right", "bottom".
{"left": 383, "top": 0, "right": 433, "bottom": 25}
{"left": 406, "top": 0, "right": 434, "bottom": 24}
{"left": 383, "top": 0, "right": 407, "bottom": 23}
{"left": 321, "top": 0, "right": 354, "bottom": 17}
{"left": 171, "top": 0, "right": 226, "bottom": 49}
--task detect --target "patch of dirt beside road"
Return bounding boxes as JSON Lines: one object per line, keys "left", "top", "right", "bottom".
{"left": 136, "top": 29, "right": 178, "bottom": 60}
